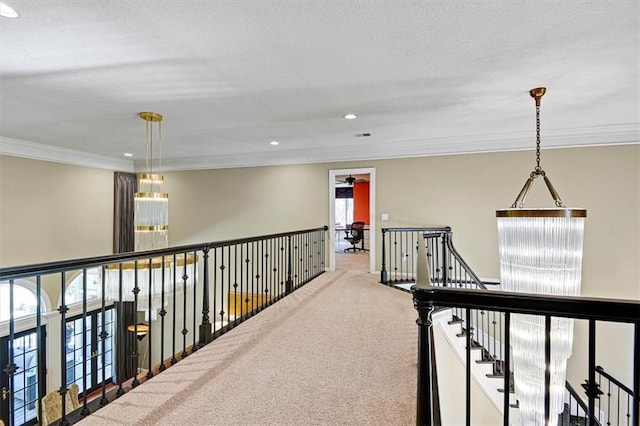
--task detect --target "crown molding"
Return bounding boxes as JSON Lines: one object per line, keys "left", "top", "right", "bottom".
{"left": 0, "top": 136, "right": 134, "bottom": 172}
{"left": 2, "top": 123, "right": 637, "bottom": 173}
{"left": 159, "top": 123, "right": 639, "bottom": 171}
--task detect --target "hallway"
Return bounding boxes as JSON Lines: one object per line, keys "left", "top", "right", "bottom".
{"left": 80, "top": 269, "right": 417, "bottom": 426}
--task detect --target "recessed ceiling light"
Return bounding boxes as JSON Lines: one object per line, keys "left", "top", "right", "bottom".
{"left": 124, "top": 153, "right": 133, "bottom": 157}
{"left": 270, "top": 141, "right": 280, "bottom": 146}
{"left": 344, "top": 113, "right": 357, "bottom": 120}
{"left": 0, "top": 3, "right": 19, "bottom": 18}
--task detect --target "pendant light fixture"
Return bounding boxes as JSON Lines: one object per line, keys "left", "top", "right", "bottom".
{"left": 496, "top": 88, "right": 586, "bottom": 426}
{"left": 135, "top": 112, "right": 168, "bottom": 251}
{"left": 105, "top": 112, "right": 196, "bottom": 320}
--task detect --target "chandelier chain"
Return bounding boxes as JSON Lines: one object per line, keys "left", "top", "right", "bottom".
{"left": 535, "top": 104, "right": 541, "bottom": 173}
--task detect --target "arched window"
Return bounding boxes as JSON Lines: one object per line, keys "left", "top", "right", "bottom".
{"left": 65, "top": 268, "right": 102, "bottom": 304}
{"left": 0, "top": 281, "right": 43, "bottom": 322}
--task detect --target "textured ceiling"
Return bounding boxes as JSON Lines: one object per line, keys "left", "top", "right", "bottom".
{"left": 0, "top": 1, "right": 638, "bottom": 172}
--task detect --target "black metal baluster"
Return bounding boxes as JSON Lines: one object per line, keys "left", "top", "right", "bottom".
{"left": 616, "top": 387, "right": 620, "bottom": 426}
{"left": 146, "top": 259, "right": 154, "bottom": 379}
{"left": 434, "top": 234, "right": 441, "bottom": 285}
{"left": 391, "top": 231, "right": 397, "bottom": 283}
{"left": 219, "top": 246, "right": 227, "bottom": 330}
{"left": 181, "top": 252, "right": 188, "bottom": 359}
{"left": 632, "top": 322, "right": 639, "bottom": 426}
{"left": 262, "top": 240, "right": 268, "bottom": 310}
{"left": 544, "top": 315, "right": 551, "bottom": 425}
{"left": 116, "top": 264, "right": 125, "bottom": 396}
{"left": 321, "top": 228, "right": 326, "bottom": 272}
{"left": 466, "top": 307, "right": 471, "bottom": 426}
{"left": 212, "top": 247, "right": 218, "bottom": 335}
{"left": 200, "top": 247, "right": 211, "bottom": 345}
{"left": 81, "top": 268, "right": 90, "bottom": 415}
{"left": 99, "top": 266, "right": 109, "bottom": 406}
{"left": 412, "top": 231, "right": 418, "bottom": 281}
{"left": 159, "top": 256, "right": 166, "bottom": 371}
{"left": 286, "top": 235, "right": 293, "bottom": 294}
{"left": 5, "top": 279, "right": 16, "bottom": 426}
{"left": 269, "top": 238, "right": 275, "bottom": 303}
{"left": 399, "top": 231, "right": 405, "bottom": 281}
{"left": 587, "top": 320, "right": 597, "bottom": 425}
{"left": 607, "top": 379, "right": 612, "bottom": 426}
{"left": 59, "top": 272, "right": 69, "bottom": 425}
{"left": 626, "top": 392, "right": 631, "bottom": 426}
{"left": 503, "top": 312, "right": 510, "bottom": 426}
{"left": 249, "top": 242, "right": 254, "bottom": 314}
{"left": 242, "top": 243, "right": 247, "bottom": 319}
{"left": 227, "top": 245, "right": 232, "bottom": 327}
{"left": 192, "top": 251, "right": 198, "bottom": 351}
{"left": 380, "top": 228, "right": 387, "bottom": 283}
{"left": 293, "top": 235, "right": 298, "bottom": 289}
{"left": 492, "top": 311, "right": 497, "bottom": 360}
{"left": 441, "top": 232, "right": 448, "bottom": 287}
{"left": 232, "top": 244, "right": 238, "bottom": 326}
{"left": 36, "top": 275, "right": 44, "bottom": 419}
{"left": 218, "top": 247, "right": 226, "bottom": 331}
{"left": 132, "top": 261, "right": 140, "bottom": 388}
{"left": 171, "top": 254, "right": 178, "bottom": 365}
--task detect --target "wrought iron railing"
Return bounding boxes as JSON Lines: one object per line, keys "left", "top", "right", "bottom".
{"left": 380, "top": 227, "right": 493, "bottom": 289}
{"left": 412, "top": 285, "right": 640, "bottom": 426}
{"left": 0, "top": 226, "right": 327, "bottom": 426}
{"left": 593, "top": 365, "right": 636, "bottom": 426}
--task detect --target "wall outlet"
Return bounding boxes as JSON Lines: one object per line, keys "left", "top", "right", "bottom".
{"left": 381, "top": 213, "right": 389, "bottom": 221}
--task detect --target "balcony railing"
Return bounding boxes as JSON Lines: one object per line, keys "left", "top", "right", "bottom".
{"left": 0, "top": 226, "right": 327, "bottom": 426}
{"left": 380, "top": 227, "right": 493, "bottom": 289}
{"left": 412, "top": 284, "right": 640, "bottom": 426}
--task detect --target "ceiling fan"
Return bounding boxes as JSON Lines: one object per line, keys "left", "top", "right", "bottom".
{"left": 336, "top": 174, "right": 366, "bottom": 186}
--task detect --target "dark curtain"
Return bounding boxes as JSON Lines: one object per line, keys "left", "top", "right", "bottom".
{"left": 114, "top": 301, "right": 137, "bottom": 383}
{"left": 335, "top": 187, "right": 353, "bottom": 199}
{"left": 113, "top": 172, "right": 137, "bottom": 253}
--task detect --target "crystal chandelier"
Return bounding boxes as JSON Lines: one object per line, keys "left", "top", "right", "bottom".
{"left": 135, "top": 112, "right": 168, "bottom": 251}
{"left": 496, "top": 88, "right": 586, "bottom": 426}
{"left": 105, "top": 112, "right": 195, "bottom": 320}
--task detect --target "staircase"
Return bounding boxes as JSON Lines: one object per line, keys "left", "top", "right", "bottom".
{"left": 433, "top": 308, "right": 600, "bottom": 426}
{"left": 385, "top": 226, "right": 633, "bottom": 426}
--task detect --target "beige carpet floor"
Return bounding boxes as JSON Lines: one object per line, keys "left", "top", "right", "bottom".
{"left": 80, "top": 269, "right": 417, "bottom": 426}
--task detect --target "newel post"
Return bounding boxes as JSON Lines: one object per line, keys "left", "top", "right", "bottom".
{"left": 380, "top": 228, "right": 388, "bottom": 284}
{"left": 199, "top": 247, "right": 212, "bottom": 345}
{"left": 414, "top": 295, "right": 435, "bottom": 426}
{"left": 285, "top": 235, "right": 293, "bottom": 294}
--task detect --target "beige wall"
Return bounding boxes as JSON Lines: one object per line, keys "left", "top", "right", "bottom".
{"left": 165, "top": 144, "right": 639, "bottom": 300}
{"left": 1, "top": 144, "right": 638, "bottom": 394}
{"left": 164, "top": 164, "right": 329, "bottom": 244}
{"left": 0, "top": 155, "right": 114, "bottom": 266}
{"left": 0, "top": 155, "right": 114, "bottom": 304}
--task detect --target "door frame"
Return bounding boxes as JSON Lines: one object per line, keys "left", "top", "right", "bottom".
{"left": 329, "top": 167, "right": 376, "bottom": 273}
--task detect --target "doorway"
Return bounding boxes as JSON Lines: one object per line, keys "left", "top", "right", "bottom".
{"left": 329, "top": 168, "right": 376, "bottom": 273}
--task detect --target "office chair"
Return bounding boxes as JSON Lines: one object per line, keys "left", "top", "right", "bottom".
{"left": 344, "top": 221, "right": 365, "bottom": 252}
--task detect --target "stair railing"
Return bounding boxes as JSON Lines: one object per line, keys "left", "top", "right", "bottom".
{"left": 381, "top": 227, "right": 504, "bottom": 364}
{"left": 397, "top": 228, "right": 638, "bottom": 426}
{"left": 412, "top": 284, "right": 640, "bottom": 426}
{"left": 591, "top": 365, "right": 635, "bottom": 426}
{"left": 565, "top": 380, "right": 600, "bottom": 426}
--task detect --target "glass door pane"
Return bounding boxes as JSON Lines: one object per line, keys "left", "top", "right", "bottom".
{"left": 1, "top": 329, "right": 42, "bottom": 426}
